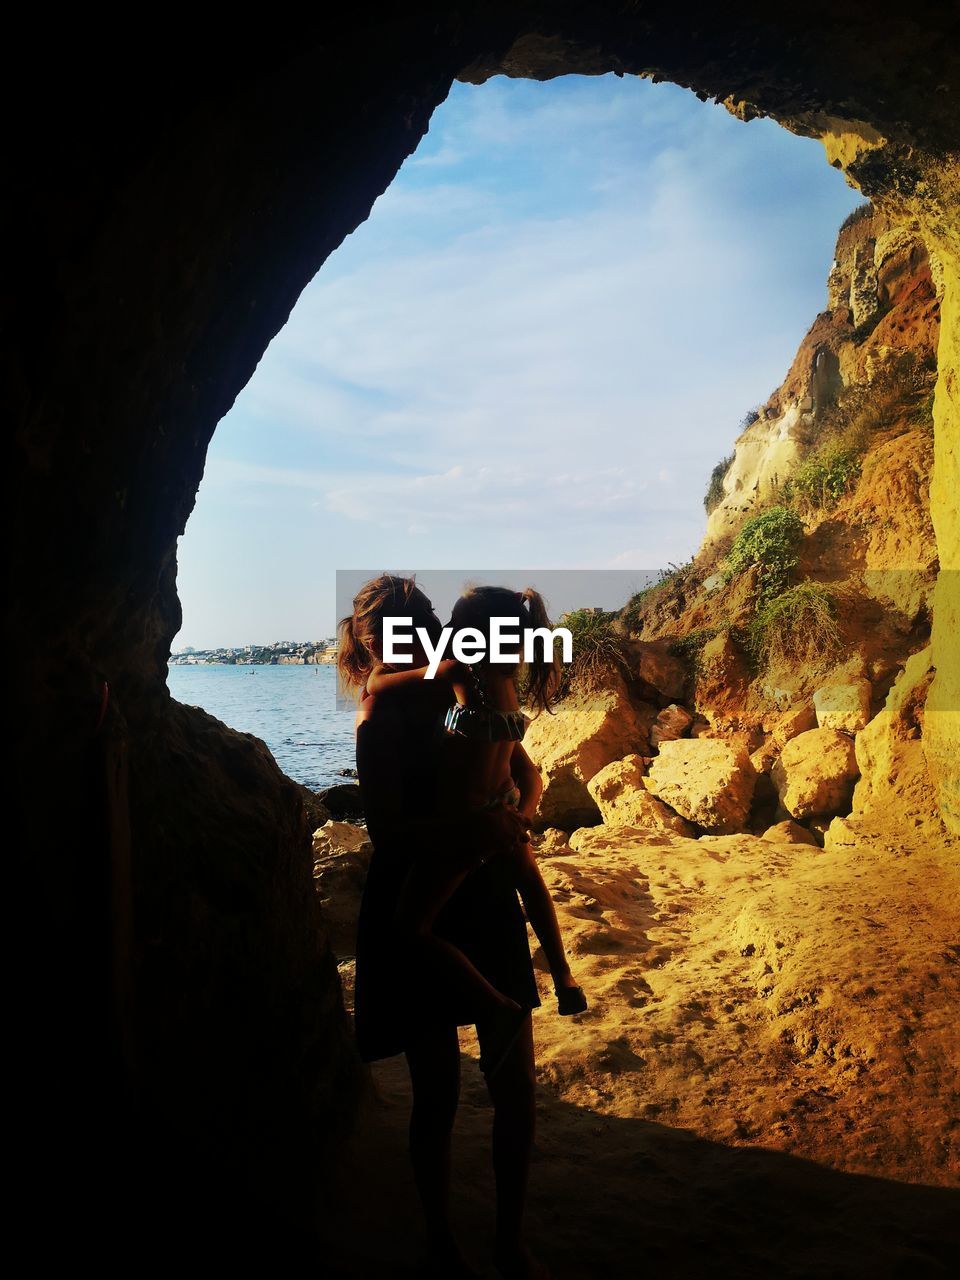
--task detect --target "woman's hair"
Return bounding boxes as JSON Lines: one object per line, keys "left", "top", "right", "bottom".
{"left": 336, "top": 574, "right": 437, "bottom": 698}
{"left": 449, "top": 584, "right": 560, "bottom": 716}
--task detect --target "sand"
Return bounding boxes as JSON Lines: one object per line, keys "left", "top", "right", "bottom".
{"left": 313, "top": 816, "right": 960, "bottom": 1276}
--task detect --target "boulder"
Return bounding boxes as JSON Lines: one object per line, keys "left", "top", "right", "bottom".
{"left": 587, "top": 754, "right": 695, "bottom": 835}
{"left": 769, "top": 703, "right": 817, "bottom": 745}
{"left": 761, "top": 819, "right": 820, "bottom": 846}
{"left": 311, "top": 820, "right": 373, "bottom": 954}
{"left": 295, "top": 782, "right": 332, "bottom": 831}
{"left": 650, "top": 703, "right": 694, "bottom": 748}
{"left": 848, "top": 646, "right": 940, "bottom": 831}
{"left": 700, "top": 629, "right": 746, "bottom": 679}
{"left": 770, "top": 728, "right": 860, "bottom": 820}
{"left": 643, "top": 738, "right": 757, "bottom": 834}
{"left": 534, "top": 827, "right": 573, "bottom": 855}
{"left": 813, "top": 679, "right": 873, "bottom": 732}
{"left": 696, "top": 632, "right": 757, "bottom": 732}
{"left": 524, "top": 677, "right": 655, "bottom": 829}
{"left": 312, "top": 820, "right": 371, "bottom": 856}
{"left": 627, "top": 639, "right": 688, "bottom": 701}
{"left": 750, "top": 741, "right": 779, "bottom": 774}
{"left": 318, "top": 782, "right": 364, "bottom": 821}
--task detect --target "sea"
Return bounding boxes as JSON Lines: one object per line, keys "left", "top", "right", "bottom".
{"left": 165, "top": 663, "right": 358, "bottom": 792}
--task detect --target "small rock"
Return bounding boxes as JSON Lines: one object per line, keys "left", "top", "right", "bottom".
{"left": 535, "top": 827, "right": 573, "bottom": 854}
{"left": 318, "top": 782, "right": 364, "bottom": 821}
{"left": 650, "top": 703, "right": 694, "bottom": 748}
{"left": 312, "top": 819, "right": 371, "bottom": 857}
{"left": 750, "top": 741, "right": 779, "bottom": 773}
{"left": 769, "top": 703, "right": 817, "bottom": 745}
{"left": 761, "top": 820, "right": 819, "bottom": 846}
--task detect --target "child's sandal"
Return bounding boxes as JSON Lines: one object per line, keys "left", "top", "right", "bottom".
{"left": 556, "top": 984, "right": 588, "bottom": 1016}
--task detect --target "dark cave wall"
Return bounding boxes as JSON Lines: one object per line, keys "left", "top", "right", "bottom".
{"left": 7, "top": 3, "right": 959, "bottom": 1246}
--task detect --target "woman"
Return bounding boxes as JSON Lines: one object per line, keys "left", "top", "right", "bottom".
{"left": 338, "top": 575, "right": 554, "bottom": 1280}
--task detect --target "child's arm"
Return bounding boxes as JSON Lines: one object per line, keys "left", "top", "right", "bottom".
{"left": 365, "top": 661, "right": 431, "bottom": 697}
{"left": 366, "top": 659, "right": 476, "bottom": 701}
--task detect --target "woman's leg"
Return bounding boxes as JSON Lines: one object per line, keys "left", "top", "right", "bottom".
{"left": 476, "top": 1010, "right": 552, "bottom": 1280}
{"left": 508, "top": 846, "right": 579, "bottom": 994}
{"left": 394, "top": 844, "right": 522, "bottom": 1019}
{"left": 404, "top": 1022, "right": 479, "bottom": 1277}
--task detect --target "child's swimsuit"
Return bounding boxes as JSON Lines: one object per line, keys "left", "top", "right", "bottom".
{"left": 440, "top": 671, "right": 528, "bottom": 854}
{"left": 443, "top": 701, "right": 527, "bottom": 742}
{"left": 483, "top": 779, "right": 522, "bottom": 811}
{"left": 441, "top": 668, "right": 528, "bottom": 743}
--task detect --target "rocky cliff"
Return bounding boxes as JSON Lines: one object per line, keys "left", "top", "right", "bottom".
{"left": 703, "top": 205, "right": 940, "bottom": 555}
{"left": 597, "top": 204, "right": 946, "bottom": 847}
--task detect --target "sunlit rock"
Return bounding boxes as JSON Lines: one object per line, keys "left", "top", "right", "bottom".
{"left": 587, "top": 754, "right": 695, "bottom": 835}
{"left": 761, "top": 819, "right": 819, "bottom": 845}
{"left": 643, "top": 737, "right": 757, "bottom": 833}
{"left": 813, "top": 679, "right": 874, "bottom": 731}
{"left": 524, "top": 677, "right": 655, "bottom": 829}
{"left": 650, "top": 703, "right": 694, "bottom": 748}
{"left": 771, "top": 728, "right": 859, "bottom": 820}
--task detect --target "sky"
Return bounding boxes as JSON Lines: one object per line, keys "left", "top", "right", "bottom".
{"left": 173, "top": 72, "right": 864, "bottom": 649}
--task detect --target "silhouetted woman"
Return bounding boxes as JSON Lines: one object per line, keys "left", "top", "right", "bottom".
{"left": 338, "top": 575, "right": 554, "bottom": 1280}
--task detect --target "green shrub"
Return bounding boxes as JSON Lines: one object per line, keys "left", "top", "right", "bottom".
{"left": 620, "top": 560, "right": 697, "bottom": 633}
{"left": 721, "top": 506, "right": 805, "bottom": 601}
{"left": 704, "top": 452, "right": 736, "bottom": 514}
{"left": 784, "top": 444, "right": 862, "bottom": 513}
{"left": 743, "top": 582, "right": 844, "bottom": 671}
{"left": 554, "top": 609, "right": 630, "bottom": 698}
{"left": 667, "top": 626, "right": 721, "bottom": 679}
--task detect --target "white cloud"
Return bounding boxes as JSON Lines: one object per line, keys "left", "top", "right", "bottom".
{"left": 324, "top": 462, "right": 643, "bottom": 528}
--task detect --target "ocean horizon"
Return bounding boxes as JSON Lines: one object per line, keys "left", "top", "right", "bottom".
{"left": 165, "top": 662, "right": 357, "bottom": 792}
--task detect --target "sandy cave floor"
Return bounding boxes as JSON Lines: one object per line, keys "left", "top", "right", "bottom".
{"left": 313, "top": 818, "right": 960, "bottom": 1278}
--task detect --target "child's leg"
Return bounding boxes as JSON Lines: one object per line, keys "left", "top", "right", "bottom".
{"left": 507, "top": 844, "right": 578, "bottom": 991}
{"left": 393, "top": 838, "right": 520, "bottom": 1018}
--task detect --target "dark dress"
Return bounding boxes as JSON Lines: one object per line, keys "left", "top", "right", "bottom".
{"left": 353, "top": 688, "right": 542, "bottom": 1063}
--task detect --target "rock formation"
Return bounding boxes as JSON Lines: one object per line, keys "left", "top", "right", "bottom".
{"left": 620, "top": 203, "right": 949, "bottom": 849}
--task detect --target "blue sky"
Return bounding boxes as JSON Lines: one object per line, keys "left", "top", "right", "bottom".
{"left": 173, "top": 73, "right": 863, "bottom": 648}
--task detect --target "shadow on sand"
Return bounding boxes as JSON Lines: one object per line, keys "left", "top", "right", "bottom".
{"left": 312, "top": 1050, "right": 960, "bottom": 1279}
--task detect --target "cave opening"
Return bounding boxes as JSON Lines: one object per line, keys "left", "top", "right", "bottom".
{"left": 11, "top": 12, "right": 960, "bottom": 1269}
{"left": 168, "top": 71, "right": 863, "bottom": 773}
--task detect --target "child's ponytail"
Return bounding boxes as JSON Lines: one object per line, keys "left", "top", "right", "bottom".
{"left": 520, "top": 586, "right": 561, "bottom": 717}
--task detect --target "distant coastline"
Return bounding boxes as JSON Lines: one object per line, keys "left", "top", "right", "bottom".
{"left": 169, "top": 638, "right": 339, "bottom": 666}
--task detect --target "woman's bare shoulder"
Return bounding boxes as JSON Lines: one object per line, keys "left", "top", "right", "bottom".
{"left": 355, "top": 691, "right": 402, "bottom": 731}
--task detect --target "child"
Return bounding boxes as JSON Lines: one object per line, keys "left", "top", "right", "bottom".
{"left": 366, "top": 584, "right": 588, "bottom": 1079}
